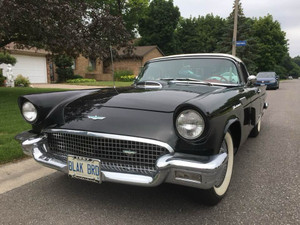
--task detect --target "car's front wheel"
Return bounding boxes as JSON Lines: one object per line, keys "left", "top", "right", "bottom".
{"left": 201, "top": 131, "right": 234, "bottom": 205}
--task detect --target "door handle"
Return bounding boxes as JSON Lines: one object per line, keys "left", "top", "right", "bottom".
{"left": 257, "top": 89, "right": 261, "bottom": 93}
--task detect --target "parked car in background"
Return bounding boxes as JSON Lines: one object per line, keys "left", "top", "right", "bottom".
{"left": 16, "top": 54, "right": 268, "bottom": 205}
{"left": 288, "top": 76, "right": 293, "bottom": 80}
{"left": 256, "top": 72, "right": 279, "bottom": 89}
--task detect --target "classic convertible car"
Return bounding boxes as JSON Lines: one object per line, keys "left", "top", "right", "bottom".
{"left": 16, "top": 54, "right": 268, "bottom": 205}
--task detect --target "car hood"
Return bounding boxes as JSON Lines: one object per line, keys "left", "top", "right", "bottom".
{"left": 63, "top": 85, "right": 222, "bottom": 121}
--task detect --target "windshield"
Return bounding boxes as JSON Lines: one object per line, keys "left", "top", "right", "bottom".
{"left": 257, "top": 72, "right": 276, "bottom": 78}
{"left": 136, "top": 58, "right": 240, "bottom": 85}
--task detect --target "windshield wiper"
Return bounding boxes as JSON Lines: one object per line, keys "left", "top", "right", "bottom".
{"left": 174, "top": 78, "right": 200, "bottom": 81}
{"left": 165, "top": 78, "right": 213, "bottom": 86}
{"left": 159, "top": 78, "right": 175, "bottom": 81}
{"left": 160, "top": 78, "right": 200, "bottom": 81}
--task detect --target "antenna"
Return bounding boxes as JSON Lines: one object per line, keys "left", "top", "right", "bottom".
{"left": 110, "top": 45, "right": 116, "bottom": 89}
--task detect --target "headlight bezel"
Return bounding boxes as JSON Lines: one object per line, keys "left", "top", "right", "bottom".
{"left": 22, "top": 101, "right": 38, "bottom": 123}
{"left": 174, "top": 107, "right": 207, "bottom": 141}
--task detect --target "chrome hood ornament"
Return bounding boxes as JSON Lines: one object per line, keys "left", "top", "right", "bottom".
{"left": 87, "top": 115, "right": 106, "bottom": 120}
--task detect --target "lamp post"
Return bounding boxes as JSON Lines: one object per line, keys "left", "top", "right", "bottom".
{"left": 232, "top": 0, "right": 239, "bottom": 56}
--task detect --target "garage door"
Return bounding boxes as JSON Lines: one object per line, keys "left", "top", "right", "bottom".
{"left": 7, "top": 54, "right": 48, "bottom": 83}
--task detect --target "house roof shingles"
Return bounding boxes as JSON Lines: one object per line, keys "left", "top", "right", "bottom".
{"left": 117, "top": 45, "right": 164, "bottom": 59}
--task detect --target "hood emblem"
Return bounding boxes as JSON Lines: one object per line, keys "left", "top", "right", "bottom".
{"left": 87, "top": 115, "right": 106, "bottom": 120}
{"left": 122, "top": 150, "right": 137, "bottom": 156}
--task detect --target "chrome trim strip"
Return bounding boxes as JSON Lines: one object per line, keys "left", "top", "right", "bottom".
{"left": 44, "top": 129, "right": 174, "bottom": 153}
{"left": 103, "top": 171, "right": 153, "bottom": 184}
{"left": 157, "top": 153, "right": 227, "bottom": 171}
{"left": 232, "top": 103, "right": 242, "bottom": 110}
{"left": 168, "top": 80, "right": 239, "bottom": 87}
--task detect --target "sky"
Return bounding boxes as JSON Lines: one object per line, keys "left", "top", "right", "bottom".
{"left": 173, "top": 0, "right": 300, "bottom": 57}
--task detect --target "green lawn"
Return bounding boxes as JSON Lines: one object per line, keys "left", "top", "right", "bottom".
{"left": 0, "top": 87, "right": 66, "bottom": 164}
{"left": 66, "top": 81, "right": 133, "bottom": 87}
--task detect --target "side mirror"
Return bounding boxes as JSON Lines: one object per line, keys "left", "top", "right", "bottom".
{"left": 275, "top": 75, "right": 279, "bottom": 80}
{"left": 247, "top": 75, "right": 257, "bottom": 86}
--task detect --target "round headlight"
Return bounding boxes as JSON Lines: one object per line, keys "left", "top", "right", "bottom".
{"left": 22, "top": 102, "right": 37, "bottom": 122}
{"left": 176, "top": 109, "right": 205, "bottom": 140}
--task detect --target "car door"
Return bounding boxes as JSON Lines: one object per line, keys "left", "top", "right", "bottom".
{"left": 237, "top": 63, "right": 262, "bottom": 142}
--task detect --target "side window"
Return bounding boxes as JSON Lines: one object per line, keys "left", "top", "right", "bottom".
{"left": 239, "top": 63, "right": 249, "bottom": 84}
{"left": 89, "top": 58, "right": 97, "bottom": 71}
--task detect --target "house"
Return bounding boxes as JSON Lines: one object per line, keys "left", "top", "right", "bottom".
{"left": 0, "top": 45, "right": 163, "bottom": 83}
{"left": 73, "top": 46, "right": 164, "bottom": 80}
{"left": 0, "top": 43, "right": 53, "bottom": 83}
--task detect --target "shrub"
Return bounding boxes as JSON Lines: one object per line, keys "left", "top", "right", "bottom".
{"left": 14, "top": 74, "right": 30, "bottom": 87}
{"left": 119, "top": 75, "right": 136, "bottom": 82}
{"left": 114, "top": 70, "right": 134, "bottom": 81}
{"left": 66, "top": 78, "right": 96, "bottom": 83}
{"left": 72, "top": 74, "right": 83, "bottom": 79}
{"left": 0, "top": 76, "right": 6, "bottom": 87}
{"left": 55, "top": 55, "right": 74, "bottom": 82}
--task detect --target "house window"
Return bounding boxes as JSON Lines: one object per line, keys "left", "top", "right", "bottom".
{"left": 89, "top": 58, "right": 96, "bottom": 71}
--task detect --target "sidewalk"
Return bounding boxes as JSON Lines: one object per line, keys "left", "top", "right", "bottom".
{"left": 31, "top": 83, "right": 108, "bottom": 89}
{"left": 0, "top": 158, "right": 55, "bottom": 194}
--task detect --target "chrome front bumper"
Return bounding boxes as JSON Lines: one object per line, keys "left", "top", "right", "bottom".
{"left": 16, "top": 131, "right": 228, "bottom": 189}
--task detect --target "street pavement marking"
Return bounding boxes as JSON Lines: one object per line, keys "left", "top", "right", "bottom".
{"left": 0, "top": 158, "right": 55, "bottom": 194}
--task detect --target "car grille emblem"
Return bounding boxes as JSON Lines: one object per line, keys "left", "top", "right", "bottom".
{"left": 87, "top": 115, "right": 106, "bottom": 120}
{"left": 122, "top": 150, "right": 137, "bottom": 156}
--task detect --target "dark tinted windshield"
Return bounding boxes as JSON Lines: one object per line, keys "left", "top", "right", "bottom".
{"left": 257, "top": 72, "right": 276, "bottom": 78}
{"left": 137, "top": 58, "right": 240, "bottom": 85}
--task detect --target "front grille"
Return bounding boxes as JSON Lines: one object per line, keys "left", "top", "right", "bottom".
{"left": 46, "top": 131, "right": 169, "bottom": 175}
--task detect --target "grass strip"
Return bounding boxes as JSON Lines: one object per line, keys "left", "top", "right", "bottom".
{"left": 0, "top": 87, "right": 66, "bottom": 164}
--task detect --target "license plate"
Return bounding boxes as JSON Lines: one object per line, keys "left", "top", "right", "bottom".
{"left": 67, "top": 155, "right": 101, "bottom": 183}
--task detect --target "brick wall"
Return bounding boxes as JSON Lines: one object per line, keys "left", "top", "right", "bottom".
{"left": 113, "top": 59, "right": 143, "bottom": 76}
{"left": 73, "top": 55, "right": 103, "bottom": 80}
{"left": 73, "top": 48, "right": 163, "bottom": 81}
{"left": 142, "top": 48, "right": 163, "bottom": 65}
{"left": 106, "top": 49, "right": 163, "bottom": 78}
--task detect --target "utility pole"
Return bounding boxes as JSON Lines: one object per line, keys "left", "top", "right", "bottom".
{"left": 232, "top": 0, "right": 239, "bottom": 56}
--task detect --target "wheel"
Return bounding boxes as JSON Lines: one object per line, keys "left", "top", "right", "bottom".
{"left": 249, "top": 118, "right": 261, "bottom": 137}
{"left": 201, "top": 131, "right": 234, "bottom": 205}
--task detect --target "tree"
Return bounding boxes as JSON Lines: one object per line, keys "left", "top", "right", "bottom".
{"left": 0, "top": 53, "right": 16, "bottom": 65}
{"left": 252, "top": 15, "right": 288, "bottom": 72}
{"left": 279, "top": 55, "right": 300, "bottom": 78}
{"left": 217, "top": 2, "right": 259, "bottom": 74}
{"left": 138, "top": 0, "right": 180, "bottom": 55}
{"left": 292, "top": 56, "right": 300, "bottom": 67}
{"left": 88, "top": 0, "right": 149, "bottom": 37}
{"left": 55, "top": 55, "right": 74, "bottom": 82}
{"left": 175, "top": 14, "right": 225, "bottom": 54}
{"left": 0, "top": 0, "right": 130, "bottom": 59}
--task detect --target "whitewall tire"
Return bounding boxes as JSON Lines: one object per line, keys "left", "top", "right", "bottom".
{"left": 202, "top": 131, "right": 234, "bottom": 205}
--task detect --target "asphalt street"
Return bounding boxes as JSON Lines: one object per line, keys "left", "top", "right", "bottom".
{"left": 0, "top": 80, "right": 299, "bottom": 225}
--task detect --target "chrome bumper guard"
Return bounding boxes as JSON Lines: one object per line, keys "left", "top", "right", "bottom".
{"left": 15, "top": 131, "right": 228, "bottom": 189}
